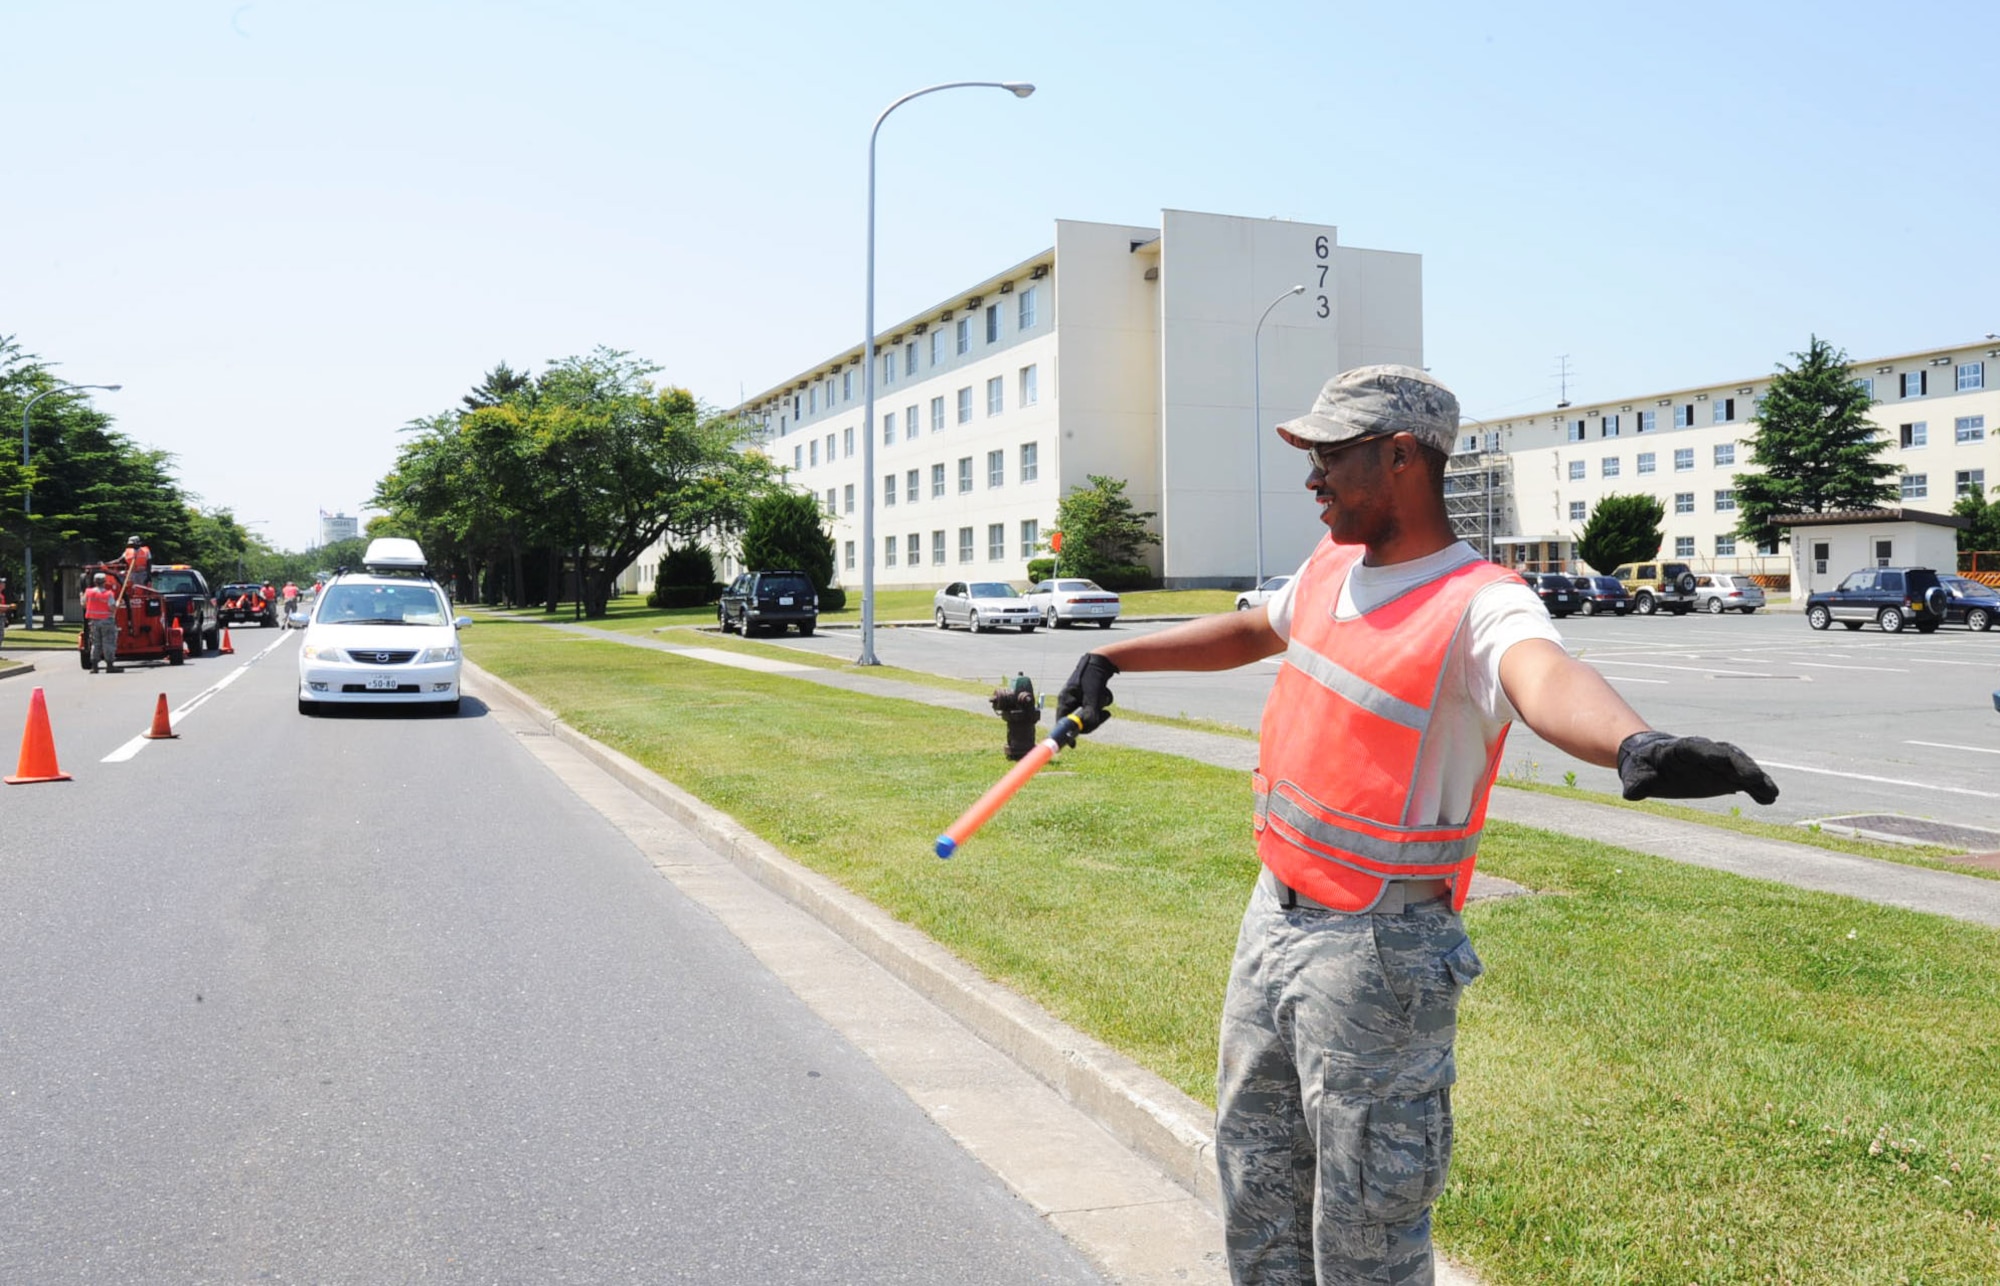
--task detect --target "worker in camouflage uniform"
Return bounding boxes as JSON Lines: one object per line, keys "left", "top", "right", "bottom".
{"left": 1059, "top": 366, "right": 1777, "bottom": 1284}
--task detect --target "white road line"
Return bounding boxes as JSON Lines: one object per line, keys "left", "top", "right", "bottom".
{"left": 1759, "top": 760, "right": 2000, "bottom": 800}
{"left": 102, "top": 631, "right": 295, "bottom": 763}
{"left": 1906, "top": 740, "right": 2000, "bottom": 757}
{"left": 1602, "top": 674, "right": 1669, "bottom": 684}
{"left": 1583, "top": 658, "right": 1775, "bottom": 677}
{"left": 1790, "top": 660, "right": 1910, "bottom": 673}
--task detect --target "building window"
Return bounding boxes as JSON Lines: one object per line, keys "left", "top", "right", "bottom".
{"left": 1567, "top": 459, "right": 1585, "bottom": 480}
{"left": 1569, "top": 501, "right": 1586, "bottom": 521}
{"left": 956, "top": 318, "right": 970, "bottom": 355}
{"left": 843, "top": 426, "right": 854, "bottom": 457}
{"left": 1567, "top": 420, "right": 1585, "bottom": 442}
{"left": 884, "top": 535, "right": 897, "bottom": 567}
{"left": 1020, "top": 441, "right": 1039, "bottom": 483}
{"left": 932, "top": 530, "right": 946, "bottom": 566}
{"left": 1019, "top": 364, "right": 1038, "bottom": 407}
{"left": 1855, "top": 376, "right": 1874, "bottom": 399}
{"left": 1959, "top": 469, "right": 1987, "bottom": 498}
{"left": 1714, "top": 489, "right": 1736, "bottom": 512}
{"left": 1901, "top": 473, "right": 1928, "bottom": 500}
{"left": 1018, "top": 285, "right": 1038, "bottom": 329}
{"left": 957, "top": 457, "right": 974, "bottom": 494}
{"left": 793, "top": 445, "right": 803, "bottom": 470}
{"left": 1602, "top": 457, "right": 1620, "bottom": 478}
{"left": 1602, "top": 414, "right": 1620, "bottom": 438}
{"left": 1671, "top": 404, "right": 1691, "bottom": 428}
{"left": 826, "top": 433, "right": 836, "bottom": 461}
{"left": 906, "top": 469, "right": 920, "bottom": 504}
{"left": 985, "top": 303, "right": 1000, "bottom": 344}
{"left": 844, "top": 540, "right": 855, "bottom": 571}
{"left": 809, "top": 439, "right": 819, "bottom": 467}
{"left": 809, "top": 386, "right": 818, "bottom": 415}
{"left": 825, "top": 487, "right": 836, "bottom": 513}
{"left": 883, "top": 474, "right": 896, "bottom": 507}
{"left": 1674, "top": 492, "right": 1695, "bottom": 515}
{"left": 1875, "top": 539, "right": 1894, "bottom": 567}
{"left": 905, "top": 343, "right": 918, "bottom": 378}
{"left": 882, "top": 352, "right": 894, "bottom": 386}
{"left": 1956, "top": 415, "right": 1986, "bottom": 443}
{"left": 988, "top": 523, "right": 1005, "bottom": 560}
{"left": 883, "top": 411, "right": 896, "bottom": 446}
{"left": 1712, "top": 398, "right": 1735, "bottom": 424}
{"left": 843, "top": 369, "right": 853, "bottom": 401}
{"left": 931, "top": 330, "right": 945, "bottom": 367}
{"left": 1675, "top": 536, "right": 1696, "bottom": 558}
{"left": 904, "top": 405, "right": 918, "bottom": 441}
{"left": 1460, "top": 433, "right": 1478, "bottom": 453}
{"left": 1757, "top": 536, "right": 1780, "bottom": 556}
{"left": 987, "top": 449, "right": 1005, "bottom": 488}
{"left": 906, "top": 531, "right": 921, "bottom": 565}
{"left": 931, "top": 463, "right": 946, "bottom": 498}
{"left": 1959, "top": 362, "right": 1985, "bottom": 392}
{"left": 987, "top": 376, "right": 1004, "bottom": 416}
{"left": 1715, "top": 535, "right": 1736, "bottom": 556}
{"left": 1900, "top": 421, "right": 1927, "bottom": 448}
{"left": 1714, "top": 443, "right": 1735, "bottom": 466}
{"left": 930, "top": 396, "right": 945, "bottom": 432}
{"left": 843, "top": 483, "right": 854, "bottom": 514}
{"left": 1674, "top": 447, "right": 1695, "bottom": 471}
{"left": 1020, "top": 519, "right": 1039, "bottom": 559}
{"left": 1639, "top": 410, "right": 1657, "bottom": 434}
{"left": 1637, "top": 452, "right": 1656, "bottom": 474}
{"left": 1901, "top": 371, "right": 1927, "bottom": 397}
{"left": 957, "top": 387, "right": 973, "bottom": 424}
{"left": 958, "top": 527, "right": 974, "bottom": 562}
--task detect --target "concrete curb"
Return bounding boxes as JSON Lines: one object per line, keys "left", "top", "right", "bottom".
{"left": 464, "top": 662, "right": 1224, "bottom": 1212}
{"left": 0, "top": 660, "right": 39, "bottom": 681}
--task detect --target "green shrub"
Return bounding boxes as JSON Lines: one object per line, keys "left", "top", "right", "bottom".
{"left": 648, "top": 583, "right": 720, "bottom": 609}
{"left": 1026, "top": 558, "right": 1055, "bottom": 584}
{"left": 657, "top": 544, "right": 715, "bottom": 587}
{"left": 818, "top": 586, "right": 847, "bottom": 611}
{"left": 1094, "top": 563, "right": 1159, "bottom": 592}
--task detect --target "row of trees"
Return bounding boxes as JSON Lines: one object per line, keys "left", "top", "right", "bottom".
{"left": 1568, "top": 335, "right": 1996, "bottom": 574}
{"left": 372, "top": 350, "right": 779, "bottom": 618}
{"left": 0, "top": 335, "right": 276, "bottom": 624}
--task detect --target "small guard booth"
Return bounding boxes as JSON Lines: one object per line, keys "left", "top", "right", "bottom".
{"left": 1779, "top": 507, "right": 1969, "bottom": 602}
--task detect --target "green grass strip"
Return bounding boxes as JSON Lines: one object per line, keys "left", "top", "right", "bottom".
{"left": 466, "top": 617, "right": 2000, "bottom": 1283}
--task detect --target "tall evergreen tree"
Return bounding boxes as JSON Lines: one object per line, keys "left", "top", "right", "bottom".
{"left": 1734, "top": 336, "right": 1897, "bottom": 547}
{"left": 739, "top": 490, "right": 834, "bottom": 591}
{"left": 1574, "top": 493, "right": 1666, "bottom": 574}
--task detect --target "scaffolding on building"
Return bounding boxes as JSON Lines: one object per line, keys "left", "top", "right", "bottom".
{"left": 1444, "top": 449, "right": 1511, "bottom": 562}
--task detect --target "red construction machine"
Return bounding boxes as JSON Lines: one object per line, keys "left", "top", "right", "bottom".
{"left": 77, "top": 563, "right": 191, "bottom": 669}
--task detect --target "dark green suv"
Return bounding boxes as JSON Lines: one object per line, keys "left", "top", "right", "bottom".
{"left": 718, "top": 570, "right": 818, "bottom": 637}
{"left": 1804, "top": 567, "right": 1947, "bottom": 634}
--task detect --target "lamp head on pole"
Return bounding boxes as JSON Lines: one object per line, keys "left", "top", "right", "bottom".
{"left": 1003, "top": 82, "right": 1036, "bottom": 98}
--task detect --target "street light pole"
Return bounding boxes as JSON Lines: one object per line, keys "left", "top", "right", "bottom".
{"left": 1251, "top": 285, "right": 1304, "bottom": 588}
{"left": 860, "top": 79, "right": 1034, "bottom": 666}
{"left": 20, "top": 382, "right": 121, "bottom": 629}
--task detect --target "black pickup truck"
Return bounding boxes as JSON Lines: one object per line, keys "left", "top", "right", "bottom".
{"left": 217, "top": 582, "right": 280, "bottom": 628}
{"left": 146, "top": 565, "right": 220, "bottom": 653}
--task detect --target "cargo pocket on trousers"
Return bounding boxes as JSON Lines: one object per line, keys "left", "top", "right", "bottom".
{"left": 1442, "top": 936, "right": 1484, "bottom": 990}
{"left": 1318, "top": 1048, "right": 1455, "bottom": 1227}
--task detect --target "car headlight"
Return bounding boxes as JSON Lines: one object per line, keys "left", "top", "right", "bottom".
{"left": 419, "top": 646, "right": 459, "bottom": 662}
{"left": 301, "top": 645, "right": 344, "bottom": 662}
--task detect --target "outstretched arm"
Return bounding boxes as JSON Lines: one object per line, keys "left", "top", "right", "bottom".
{"left": 1054, "top": 609, "right": 1287, "bottom": 739}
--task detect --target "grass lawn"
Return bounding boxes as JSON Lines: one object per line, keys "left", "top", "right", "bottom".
{"left": 0, "top": 622, "right": 82, "bottom": 656}
{"left": 465, "top": 616, "right": 2000, "bottom": 1284}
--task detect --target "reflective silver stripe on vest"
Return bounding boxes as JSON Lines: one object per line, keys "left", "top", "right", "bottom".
{"left": 1260, "top": 789, "right": 1480, "bottom": 868}
{"left": 1282, "top": 639, "right": 1430, "bottom": 731}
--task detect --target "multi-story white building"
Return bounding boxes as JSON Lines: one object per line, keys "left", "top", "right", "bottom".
{"left": 656, "top": 208, "right": 1424, "bottom": 593}
{"left": 319, "top": 511, "right": 359, "bottom": 545}
{"left": 1453, "top": 339, "right": 2000, "bottom": 576}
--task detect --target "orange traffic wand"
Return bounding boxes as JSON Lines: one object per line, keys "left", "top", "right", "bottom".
{"left": 143, "top": 693, "right": 179, "bottom": 740}
{"left": 5, "top": 687, "right": 73, "bottom": 784}
{"left": 936, "top": 713, "right": 1085, "bottom": 859}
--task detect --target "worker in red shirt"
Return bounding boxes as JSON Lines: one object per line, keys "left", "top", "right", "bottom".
{"left": 120, "top": 536, "right": 151, "bottom": 588}
{"left": 83, "top": 573, "right": 119, "bottom": 673}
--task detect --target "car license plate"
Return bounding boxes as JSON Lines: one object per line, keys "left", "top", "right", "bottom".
{"left": 779, "top": 596, "right": 794, "bottom": 605}
{"left": 365, "top": 675, "right": 399, "bottom": 691}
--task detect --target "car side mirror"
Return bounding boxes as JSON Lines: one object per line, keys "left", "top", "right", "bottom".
{"left": 453, "top": 616, "right": 472, "bottom": 629}
{"left": 288, "top": 611, "right": 308, "bottom": 628}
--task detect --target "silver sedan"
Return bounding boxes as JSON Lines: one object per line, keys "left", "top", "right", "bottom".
{"left": 933, "top": 581, "right": 1040, "bottom": 633}
{"left": 1021, "top": 577, "right": 1121, "bottom": 629}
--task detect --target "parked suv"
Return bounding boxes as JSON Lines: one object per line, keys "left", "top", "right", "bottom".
{"left": 1693, "top": 572, "right": 1767, "bottom": 615}
{"left": 718, "top": 571, "right": 818, "bottom": 636}
{"left": 1940, "top": 574, "right": 2000, "bottom": 632}
{"left": 1804, "top": 567, "right": 1947, "bottom": 634}
{"left": 1611, "top": 561, "right": 1698, "bottom": 616}
{"left": 146, "top": 565, "right": 220, "bottom": 653}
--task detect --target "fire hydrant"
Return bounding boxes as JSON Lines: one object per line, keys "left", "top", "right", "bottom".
{"left": 990, "top": 672, "right": 1041, "bottom": 761}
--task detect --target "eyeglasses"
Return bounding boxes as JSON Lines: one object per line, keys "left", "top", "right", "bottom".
{"left": 1305, "top": 433, "right": 1393, "bottom": 473}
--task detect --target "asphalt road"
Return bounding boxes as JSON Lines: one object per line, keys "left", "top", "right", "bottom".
{"left": 0, "top": 630, "right": 1104, "bottom": 1284}
{"left": 773, "top": 610, "right": 2000, "bottom": 836}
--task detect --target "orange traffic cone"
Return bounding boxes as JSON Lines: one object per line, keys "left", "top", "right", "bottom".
{"left": 5, "top": 687, "right": 73, "bottom": 784}
{"left": 220, "top": 626, "right": 235, "bottom": 654}
{"left": 143, "top": 693, "right": 179, "bottom": 740}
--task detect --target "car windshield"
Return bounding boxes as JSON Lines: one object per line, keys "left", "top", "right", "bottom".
{"left": 1262, "top": 577, "right": 1290, "bottom": 591}
{"left": 758, "top": 575, "right": 812, "bottom": 597}
{"left": 317, "top": 583, "right": 449, "bottom": 625}
{"left": 149, "top": 571, "right": 202, "bottom": 595}
{"left": 1947, "top": 577, "right": 1999, "bottom": 598}
{"left": 969, "top": 582, "right": 1019, "bottom": 599}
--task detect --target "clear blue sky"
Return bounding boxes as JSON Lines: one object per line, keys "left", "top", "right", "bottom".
{"left": 8, "top": 0, "right": 1996, "bottom": 552}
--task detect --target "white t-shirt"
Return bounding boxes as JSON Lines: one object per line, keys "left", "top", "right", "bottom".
{"left": 1263, "top": 541, "right": 1561, "bottom": 827}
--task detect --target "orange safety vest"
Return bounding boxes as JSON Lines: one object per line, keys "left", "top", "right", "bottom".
{"left": 83, "top": 587, "right": 116, "bottom": 621}
{"left": 1252, "top": 541, "right": 1523, "bottom": 913}
{"left": 124, "top": 545, "right": 150, "bottom": 575}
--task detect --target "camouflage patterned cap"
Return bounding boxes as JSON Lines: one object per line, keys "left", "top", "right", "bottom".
{"left": 1277, "top": 364, "right": 1459, "bottom": 455}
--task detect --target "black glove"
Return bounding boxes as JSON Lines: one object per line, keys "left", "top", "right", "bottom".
{"left": 1618, "top": 731, "right": 1779, "bottom": 805}
{"left": 1054, "top": 653, "right": 1119, "bottom": 746}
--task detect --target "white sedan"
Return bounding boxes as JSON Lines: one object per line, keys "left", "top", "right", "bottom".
{"left": 933, "top": 581, "right": 1039, "bottom": 632}
{"left": 1021, "top": 577, "right": 1121, "bottom": 629}
{"left": 1235, "top": 576, "right": 1292, "bottom": 611}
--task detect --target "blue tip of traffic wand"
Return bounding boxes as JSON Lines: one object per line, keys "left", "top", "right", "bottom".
{"left": 935, "top": 835, "right": 957, "bottom": 860}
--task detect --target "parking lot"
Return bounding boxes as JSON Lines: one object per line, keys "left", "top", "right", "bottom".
{"left": 769, "top": 609, "right": 2000, "bottom": 841}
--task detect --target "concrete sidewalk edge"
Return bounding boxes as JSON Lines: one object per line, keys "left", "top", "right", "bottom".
{"left": 465, "top": 662, "right": 1224, "bottom": 1211}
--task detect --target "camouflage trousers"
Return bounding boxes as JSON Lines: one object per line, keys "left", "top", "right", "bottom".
{"left": 1215, "top": 875, "right": 1484, "bottom": 1285}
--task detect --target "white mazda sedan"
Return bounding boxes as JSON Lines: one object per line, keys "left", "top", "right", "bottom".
{"left": 297, "top": 541, "right": 470, "bottom": 716}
